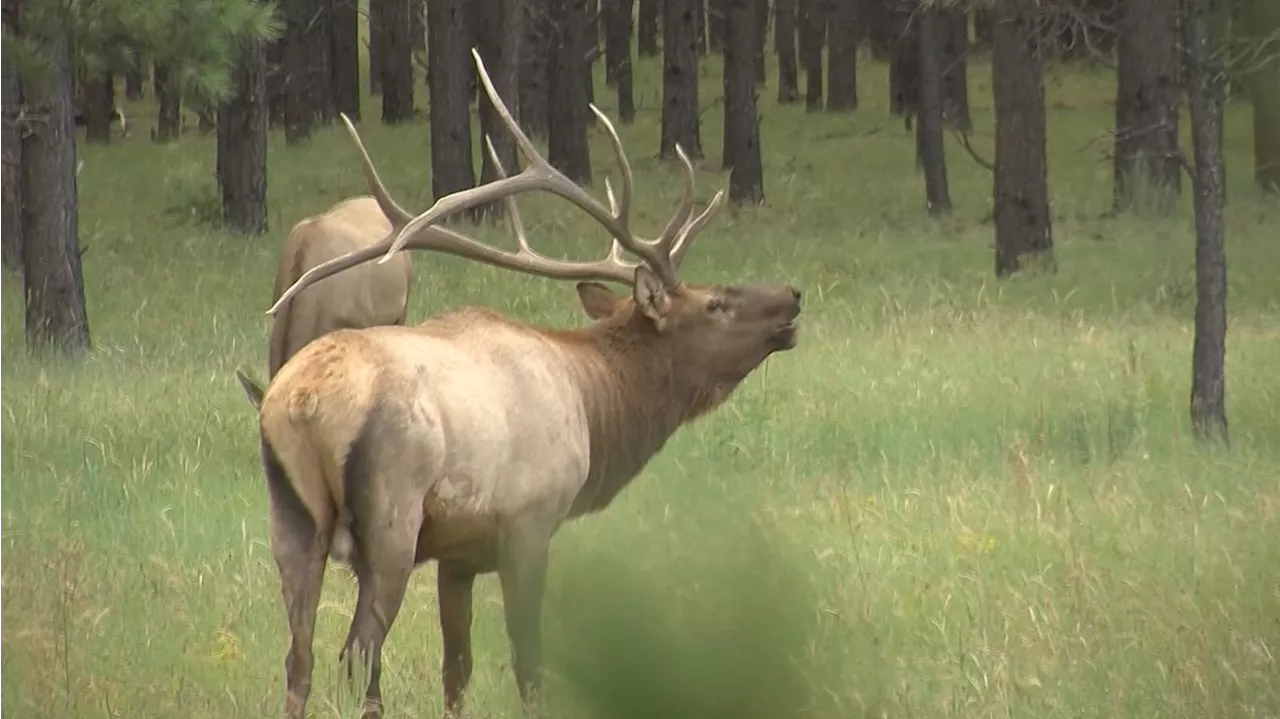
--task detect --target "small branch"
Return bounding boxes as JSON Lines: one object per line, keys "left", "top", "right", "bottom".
{"left": 950, "top": 128, "right": 995, "bottom": 173}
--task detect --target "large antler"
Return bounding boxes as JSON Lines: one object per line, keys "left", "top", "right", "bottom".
{"left": 267, "top": 47, "right": 724, "bottom": 317}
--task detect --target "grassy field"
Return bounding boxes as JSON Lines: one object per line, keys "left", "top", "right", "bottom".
{"left": 3, "top": 50, "right": 1279, "bottom": 719}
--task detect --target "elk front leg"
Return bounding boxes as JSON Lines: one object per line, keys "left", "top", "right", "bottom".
{"left": 497, "top": 528, "right": 551, "bottom": 713}
{"left": 438, "top": 561, "right": 477, "bottom": 716}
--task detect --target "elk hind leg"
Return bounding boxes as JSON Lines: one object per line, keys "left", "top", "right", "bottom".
{"left": 262, "top": 438, "right": 334, "bottom": 719}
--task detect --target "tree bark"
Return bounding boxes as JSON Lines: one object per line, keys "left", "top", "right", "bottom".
{"left": 826, "top": 0, "right": 856, "bottom": 111}
{"left": 724, "top": 0, "right": 763, "bottom": 204}
{"left": 1112, "top": 0, "right": 1180, "bottom": 214}
{"left": 605, "top": 0, "right": 636, "bottom": 123}
{"left": 427, "top": 0, "right": 476, "bottom": 205}
{"left": 941, "top": 6, "right": 970, "bottom": 130}
{"left": 775, "top": 0, "right": 799, "bottom": 102}
{"left": 125, "top": 49, "right": 144, "bottom": 100}
{"left": 991, "top": 0, "right": 1053, "bottom": 277}
{"left": 917, "top": 5, "right": 950, "bottom": 215}
{"left": 1239, "top": 0, "right": 1280, "bottom": 192}
{"left": 519, "top": 0, "right": 550, "bottom": 138}
{"left": 218, "top": 27, "right": 269, "bottom": 236}
{"left": 548, "top": 0, "right": 592, "bottom": 183}
{"left": 2, "top": 3, "right": 22, "bottom": 272}
{"left": 283, "top": 0, "right": 316, "bottom": 143}
{"left": 753, "top": 0, "right": 767, "bottom": 84}
{"left": 708, "top": 0, "right": 726, "bottom": 51}
{"left": 638, "top": 0, "right": 659, "bottom": 55}
{"left": 694, "top": 0, "right": 708, "bottom": 54}
{"left": 476, "top": 0, "right": 523, "bottom": 221}
{"left": 661, "top": 0, "right": 702, "bottom": 159}
{"left": 331, "top": 0, "right": 361, "bottom": 119}
{"left": 888, "top": 2, "right": 917, "bottom": 122}
{"left": 799, "top": 0, "right": 826, "bottom": 111}
{"left": 266, "top": 39, "right": 287, "bottom": 126}
{"left": 369, "top": 0, "right": 384, "bottom": 94}
{"left": 153, "top": 62, "right": 182, "bottom": 142}
{"left": 83, "top": 72, "right": 115, "bottom": 143}
{"left": 21, "top": 26, "right": 90, "bottom": 354}
{"left": 381, "top": 0, "right": 416, "bottom": 123}
{"left": 1185, "top": 0, "right": 1228, "bottom": 443}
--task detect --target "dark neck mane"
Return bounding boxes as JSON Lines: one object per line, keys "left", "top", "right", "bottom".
{"left": 547, "top": 307, "right": 732, "bottom": 518}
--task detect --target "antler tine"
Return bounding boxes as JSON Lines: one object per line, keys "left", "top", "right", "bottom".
{"left": 653, "top": 144, "right": 699, "bottom": 254}
{"left": 669, "top": 190, "right": 726, "bottom": 267}
{"left": 339, "top": 113, "right": 414, "bottom": 228}
{"left": 379, "top": 49, "right": 681, "bottom": 285}
{"left": 483, "top": 134, "right": 533, "bottom": 254}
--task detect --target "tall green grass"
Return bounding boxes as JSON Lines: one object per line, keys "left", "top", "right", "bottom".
{"left": 3, "top": 52, "right": 1278, "bottom": 719}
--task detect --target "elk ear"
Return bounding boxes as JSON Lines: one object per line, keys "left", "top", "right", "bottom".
{"left": 575, "top": 282, "right": 623, "bottom": 320}
{"left": 632, "top": 266, "right": 671, "bottom": 331}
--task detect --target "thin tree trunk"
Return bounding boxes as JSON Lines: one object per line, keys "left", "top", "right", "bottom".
{"left": 826, "top": 0, "right": 856, "bottom": 111}
{"left": 724, "top": 0, "right": 763, "bottom": 203}
{"left": 775, "top": 0, "right": 799, "bottom": 102}
{"left": 2, "top": 2, "right": 23, "bottom": 271}
{"left": 695, "top": 0, "right": 708, "bottom": 55}
{"left": 427, "top": 0, "right": 476, "bottom": 205}
{"left": 583, "top": 0, "right": 597, "bottom": 125}
{"left": 520, "top": 0, "right": 550, "bottom": 138}
{"left": 606, "top": 0, "right": 636, "bottom": 123}
{"left": 661, "top": 0, "right": 702, "bottom": 159}
{"left": 991, "top": 0, "right": 1053, "bottom": 277}
{"left": 1186, "top": 0, "right": 1228, "bottom": 443}
{"left": 799, "top": 0, "right": 826, "bottom": 111}
{"left": 83, "top": 71, "right": 114, "bottom": 143}
{"left": 153, "top": 62, "right": 182, "bottom": 142}
{"left": 125, "top": 49, "right": 144, "bottom": 100}
{"left": 548, "top": 0, "right": 592, "bottom": 183}
{"left": 1239, "top": 0, "right": 1280, "bottom": 192}
{"left": 382, "top": 0, "right": 416, "bottom": 122}
{"left": 888, "top": 2, "right": 917, "bottom": 122}
{"left": 331, "top": 0, "right": 361, "bottom": 119}
{"left": 218, "top": 27, "right": 269, "bottom": 236}
{"left": 638, "top": 0, "right": 659, "bottom": 55}
{"left": 369, "top": 0, "right": 384, "bottom": 93}
{"left": 266, "top": 39, "right": 287, "bottom": 125}
{"left": 1113, "top": 0, "right": 1181, "bottom": 214}
{"left": 941, "top": 6, "right": 970, "bottom": 130}
{"left": 21, "top": 26, "right": 90, "bottom": 354}
{"left": 476, "top": 0, "right": 522, "bottom": 221}
{"left": 753, "top": 0, "right": 767, "bottom": 84}
{"left": 709, "top": 0, "right": 727, "bottom": 51}
{"left": 917, "top": 5, "right": 950, "bottom": 215}
{"left": 284, "top": 0, "right": 316, "bottom": 143}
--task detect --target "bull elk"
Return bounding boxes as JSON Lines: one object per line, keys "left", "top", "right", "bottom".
{"left": 253, "top": 49, "right": 802, "bottom": 719}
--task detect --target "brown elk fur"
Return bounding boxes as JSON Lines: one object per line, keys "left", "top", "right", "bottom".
{"left": 251, "top": 50, "right": 801, "bottom": 719}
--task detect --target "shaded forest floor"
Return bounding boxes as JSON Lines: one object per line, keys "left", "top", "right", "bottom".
{"left": 3, "top": 53, "right": 1279, "bottom": 718}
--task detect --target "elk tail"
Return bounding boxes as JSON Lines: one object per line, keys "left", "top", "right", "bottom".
{"left": 235, "top": 368, "right": 266, "bottom": 410}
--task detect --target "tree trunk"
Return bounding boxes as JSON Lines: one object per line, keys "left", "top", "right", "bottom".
{"left": 548, "top": 0, "right": 592, "bottom": 183}
{"left": 799, "top": 0, "right": 826, "bottom": 111}
{"left": 82, "top": 71, "right": 115, "bottom": 143}
{"left": 753, "top": 0, "right": 768, "bottom": 84}
{"left": 1239, "top": 0, "right": 1280, "bottom": 192}
{"left": 21, "top": 26, "right": 90, "bottom": 354}
{"left": 826, "top": 0, "right": 856, "bottom": 111}
{"left": 661, "top": 0, "right": 702, "bottom": 159}
{"left": 427, "top": 0, "right": 476, "bottom": 205}
{"left": 520, "top": 0, "right": 550, "bottom": 138}
{"left": 266, "top": 39, "right": 287, "bottom": 126}
{"left": 331, "top": 0, "right": 361, "bottom": 119}
{"left": 973, "top": 7, "right": 993, "bottom": 49}
{"left": 638, "top": 0, "right": 659, "bottom": 56}
{"left": 412, "top": 0, "right": 426, "bottom": 52}
{"left": 218, "top": 27, "right": 269, "bottom": 236}
{"left": 991, "top": 0, "right": 1053, "bottom": 277}
{"left": 381, "top": 0, "right": 416, "bottom": 122}
{"left": 2, "top": 7, "right": 22, "bottom": 272}
{"left": 708, "top": 0, "right": 726, "bottom": 51}
{"left": 476, "top": 0, "right": 523, "bottom": 221}
{"left": 1112, "top": 0, "right": 1180, "bottom": 214}
{"left": 283, "top": 0, "right": 316, "bottom": 143}
{"left": 125, "top": 49, "right": 144, "bottom": 100}
{"left": 369, "top": 0, "right": 384, "bottom": 93}
{"left": 724, "top": 0, "right": 763, "bottom": 203}
{"left": 1186, "top": 0, "right": 1228, "bottom": 443}
{"left": 862, "top": 0, "right": 893, "bottom": 61}
{"left": 917, "top": 5, "right": 950, "bottom": 215}
{"left": 605, "top": 0, "right": 636, "bottom": 123}
{"left": 313, "top": 0, "right": 335, "bottom": 124}
{"left": 941, "top": 6, "right": 970, "bottom": 130}
{"left": 153, "top": 62, "right": 182, "bottom": 142}
{"left": 775, "top": 0, "right": 799, "bottom": 102}
{"left": 695, "top": 0, "right": 708, "bottom": 54}
{"left": 583, "top": 0, "right": 597, "bottom": 125}
{"left": 888, "top": 2, "right": 917, "bottom": 122}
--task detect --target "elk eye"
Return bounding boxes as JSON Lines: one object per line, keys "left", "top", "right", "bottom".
{"left": 705, "top": 298, "right": 725, "bottom": 313}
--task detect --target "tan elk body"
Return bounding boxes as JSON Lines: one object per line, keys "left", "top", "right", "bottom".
{"left": 252, "top": 50, "right": 802, "bottom": 719}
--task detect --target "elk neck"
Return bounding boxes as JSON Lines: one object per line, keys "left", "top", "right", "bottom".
{"left": 548, "top": 306, "right": 740, "bottom": 518}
